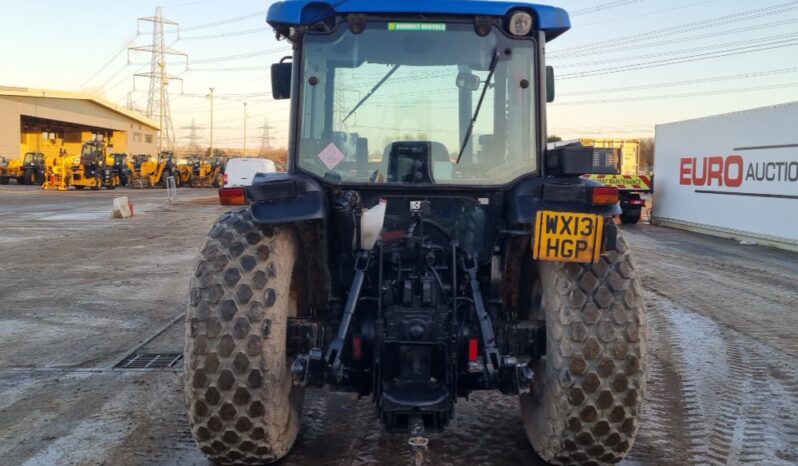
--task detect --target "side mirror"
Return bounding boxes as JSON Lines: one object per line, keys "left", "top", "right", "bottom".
{"left": 456, "top": 72, "right": 481, "bottom": 91}
{"left": 546, "top": 66, "right": 555, "bottom": 103}
{"left": 271, "top": 58, "right": 292, "bottom": 100}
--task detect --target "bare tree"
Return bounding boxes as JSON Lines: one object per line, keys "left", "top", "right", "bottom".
{"left": 639, "top": 137, "right": 655, "bottom": 174}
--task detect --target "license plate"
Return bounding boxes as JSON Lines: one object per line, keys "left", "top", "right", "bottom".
{"left": 532, "top": 211, "right": 604, "bottom": 263}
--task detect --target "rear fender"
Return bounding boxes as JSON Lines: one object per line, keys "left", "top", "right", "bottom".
{"left": 509, "top": 176, "right": 621, "bottom": 253}
{"left": 508, "top": 176, "right": 621, "bottom": 224}
{"left": 246, "top": 173, "right": 327, "bottom": 225}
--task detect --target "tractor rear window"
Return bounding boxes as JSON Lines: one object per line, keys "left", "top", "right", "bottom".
{"left": 298, "top": 22, "right": 538, "bottom": 186}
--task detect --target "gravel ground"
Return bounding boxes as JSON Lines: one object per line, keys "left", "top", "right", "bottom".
{"left": 0, "top": 185, "right": 796, "bottom": 466}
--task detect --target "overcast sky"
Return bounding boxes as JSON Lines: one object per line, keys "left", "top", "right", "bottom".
{"left": 1, "top": 0, "right": 797, "bottom": 149}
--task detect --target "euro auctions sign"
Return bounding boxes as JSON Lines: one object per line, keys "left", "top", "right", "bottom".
{"left": 679, "top": 155, "right": 798, "bottom": 190}
{"left": 654, "top": 102, "right": 798, "bottom": 247}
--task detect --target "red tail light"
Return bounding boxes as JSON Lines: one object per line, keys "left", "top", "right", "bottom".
{"left": 219, "top": 187, "right": 247, "bottom": 205}
{"left": 352, "top": 336, "right": 363, "bottom": 361}
{"left": 223, "top": 173, "right": 228, "bottom": 185}
{"left": 468, "top": 338, "right": 479, "bottom": 362}
{"left": 592, "top": 186, "right": 619, "bottom": 205}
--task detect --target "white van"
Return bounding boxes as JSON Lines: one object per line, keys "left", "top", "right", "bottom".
{"left": 224, "top": 157, "right": 276, "bottom": 187}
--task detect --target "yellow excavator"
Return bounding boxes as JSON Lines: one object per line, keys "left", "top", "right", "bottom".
{"left": 176, "top": 157, "right": 193, "bottom": 187}
{"left": 187, "top": 155, "right": 225, "bottom": 187}
{"left": 128, "top": 151, "right": 180, "bottom": 188}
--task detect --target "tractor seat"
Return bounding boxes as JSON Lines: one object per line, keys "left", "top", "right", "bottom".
{"left": 384, "top": 141, "right": 450, "bottom": 184}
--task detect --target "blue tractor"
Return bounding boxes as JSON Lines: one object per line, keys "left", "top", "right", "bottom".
{"left": 184, "top": 1, "right": 647, "bottom": 464}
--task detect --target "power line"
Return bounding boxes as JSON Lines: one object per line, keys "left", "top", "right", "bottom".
{"left": 180, "top": 27, "right": 270, "bottom": 41}
{"left": 186, "top": 65, "right": 271, "bottom": 72}
{"left": 552, "top": 17, "right": 798, "bottom": 60}
{"left": 558, "top": 38, "right": 798, "bottom": 79}
{"left": 179, "top": 92, "right": 271, "bottom": 98}
{"left": 212, "top": 110, "right": 287, "bottom": 125}
{"left": 576, "top": 0, "right": 720, "bottom": 28}
{"left": 102, "top": 62, "right": 150, "bottom": 98}
{"left": 164, "top": 0, "right": 214, "bottom": 7}
{"left": 95, "top": 63, "right": 136, "bottom": 92}
{"left": 554, "top": 31, "right": 798, "bottom": 69}
{"left": 550, "top": 0, "right": 798, "bottom": 57}
{"left": 78, "top": 35, "right": 139, "bottom": 88}
{"left": 571, "top": 0, "right": 646, "bottom": 17}
{"left": 181, "top": 10, "right": 267, "bottom": 32}
{"left": 554, "top": 81, "right": 798, "bottom": 106}
{"left": 558, "top": 67, "right": 798, "bottom": 97}
{"left": 187, "top": 47, "right": 290, "bottom": 65}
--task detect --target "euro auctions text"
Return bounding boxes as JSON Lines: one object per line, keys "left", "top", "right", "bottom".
{"left": 679, "top": 155, "right": 798, "bottom": 187}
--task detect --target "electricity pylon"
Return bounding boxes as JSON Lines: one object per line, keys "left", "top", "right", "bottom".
{"left": 258, "top": 118, "right": 274, "bottom": 155}
{"left": 181, "top": 119, "right": 204, "bottom": 156}
{"left": 129, "top": 7, "right": 187, "bottom": 154}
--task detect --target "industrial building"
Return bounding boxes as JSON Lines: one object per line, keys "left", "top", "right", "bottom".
{"left": 0, "top": 86, "right": 158, "bottom": 161}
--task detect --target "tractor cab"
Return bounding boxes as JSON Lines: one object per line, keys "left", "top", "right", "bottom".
{"left": 283, "top": 19, "right": 548, "bottom": 187}
{"left": 23, "top": 152, "right": 45, "bottom": 168}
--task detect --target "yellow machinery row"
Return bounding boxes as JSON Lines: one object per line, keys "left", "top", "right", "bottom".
{"left": 0, "top": 141, "right": 225, "bottom": 191}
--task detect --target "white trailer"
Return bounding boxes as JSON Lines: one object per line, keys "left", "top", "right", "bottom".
{"left": 653, "top": 101, "right": 798, "bottom": 251}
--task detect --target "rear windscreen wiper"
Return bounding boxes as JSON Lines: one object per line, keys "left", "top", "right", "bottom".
{"left": 455, "top": 50, "right": 499, "bottom": 164}
{"left": 342, "top": 64, "right": 401, "bottom": 122}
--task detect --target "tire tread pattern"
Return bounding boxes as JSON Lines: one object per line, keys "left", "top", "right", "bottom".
{"left": 184, "top": 208, "right": 303, "bottom": 464}
{"left": 524, "top": 233, "right": 647, "bottom": 465}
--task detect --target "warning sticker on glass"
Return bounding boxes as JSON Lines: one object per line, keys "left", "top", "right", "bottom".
{"left": 318, "top": 142, "right": 345, "bottom": 170}
{"left": 388, "top": 22, "right": 446, "bottom": 32}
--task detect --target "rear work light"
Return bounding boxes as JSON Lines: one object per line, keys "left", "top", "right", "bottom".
{"left": 592, "top": 186, "right": 620, "bottom": 205}
{"left": 219, "top": 187, "right": 247, "bottom": 205}
{"left": 508, "top": 11, "right": 533, "bottom": 36}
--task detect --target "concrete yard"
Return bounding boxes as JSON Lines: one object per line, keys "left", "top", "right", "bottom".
{"left": 0, "top": 185, "right": 797, "bottom": 465}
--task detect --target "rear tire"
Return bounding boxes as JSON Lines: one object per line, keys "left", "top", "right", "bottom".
{"left": 620, "top": 211, "right": 641, "bottom": 225}
{"left": 0, "top": 177, "right": 8, "bottom": 185}
{"left": 521, "top": 232, "right": 647, "bottom": 465}
{"left": 185, "top": 209, "right": 304, "bottom": 464}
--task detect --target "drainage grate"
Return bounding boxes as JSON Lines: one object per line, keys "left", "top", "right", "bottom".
{"left": 116, "top": 353, "right": 183, "bottom": 369}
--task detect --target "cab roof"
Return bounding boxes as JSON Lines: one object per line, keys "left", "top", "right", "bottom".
{"left": 267, "top": 0, "right": 570, "bottom": 41}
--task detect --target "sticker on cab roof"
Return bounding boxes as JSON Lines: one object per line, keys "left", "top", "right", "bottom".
{"left": 388, "top": 22, "right": 446, "bottom": 32}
